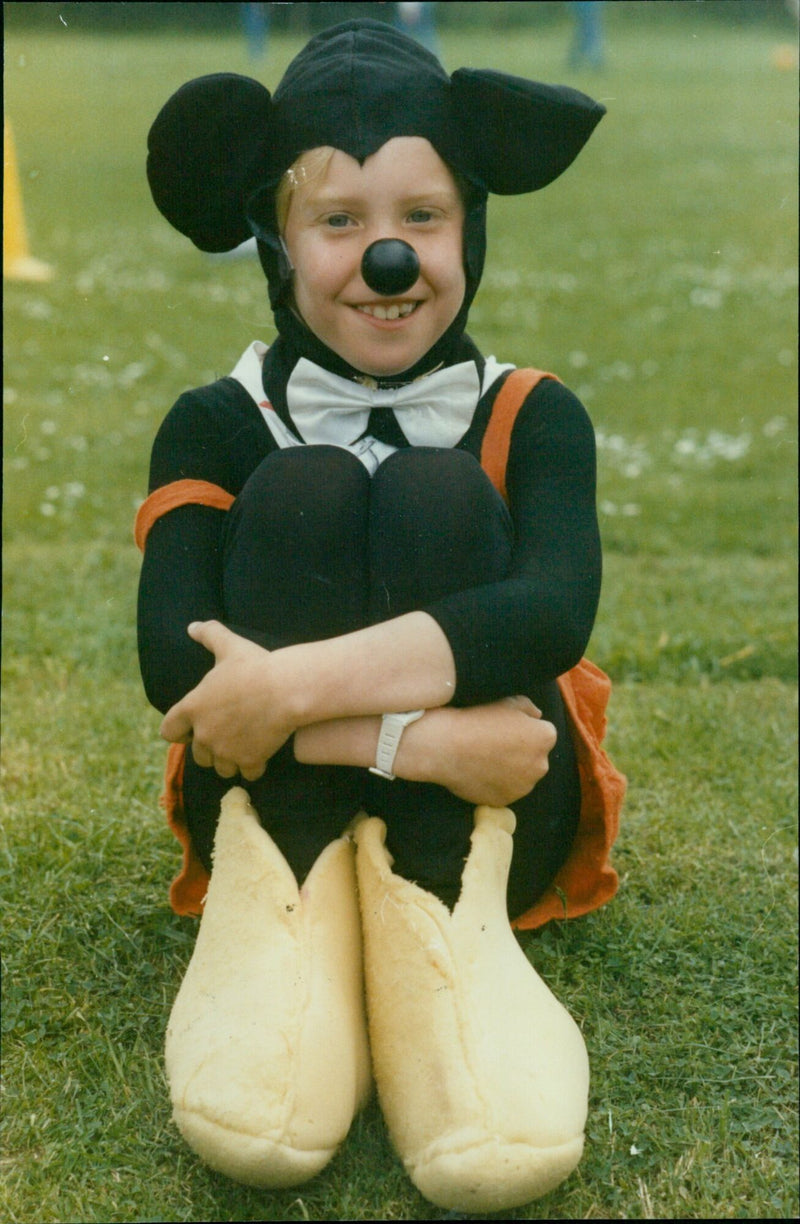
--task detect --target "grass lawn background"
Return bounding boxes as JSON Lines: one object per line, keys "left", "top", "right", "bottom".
{"left": 2, "top": 6, "right": 797, "bottom": 1221}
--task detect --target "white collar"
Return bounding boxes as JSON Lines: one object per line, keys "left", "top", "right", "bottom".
{"left": 230, "top": 342, "right": 513, "bottom": 472}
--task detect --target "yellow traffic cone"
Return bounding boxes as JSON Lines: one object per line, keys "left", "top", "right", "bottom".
{"left": 771, "top": 43, "right": 799, "bottom": 71}
{"left": 4, "top": 118, "right": 54, "bottom": 282}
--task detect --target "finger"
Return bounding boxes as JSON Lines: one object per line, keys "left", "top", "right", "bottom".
{"left": 240, "top": 761, "right": 267, "bottom": 783}
{"left": 187, "top": 619, "right": 233, "bottom": 658}
{"left": 213, "top": 758, "right": 239, "bottom": 780}
{"left": 160, "top": 706, "right": 193, "bottom": 743}
{"left": 190, "top": 740, "right": 214, "bottom": 770}
{"left": 540, "top": 719, "right": 558, "bottom": 750}
{"left": 506, "top": 695, "right": 542, "bottom": 718}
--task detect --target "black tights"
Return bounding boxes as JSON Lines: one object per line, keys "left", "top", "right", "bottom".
{"left": 182, "top": 446, "right": 581, "bottom": 919}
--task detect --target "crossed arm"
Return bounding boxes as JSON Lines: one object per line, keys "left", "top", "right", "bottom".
{"left": 159, "top": 614, "right": 557, "bottom": 808}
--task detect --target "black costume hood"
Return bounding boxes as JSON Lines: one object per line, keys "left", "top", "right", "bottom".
{"left": 147, "top": 18, "right": 605, "bottom": 382}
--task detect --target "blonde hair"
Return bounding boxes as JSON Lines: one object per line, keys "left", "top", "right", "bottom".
{"left": 273, "top": 144, "right": 471, "bottom": 235}
{"left": 274, "top": 147, "right": 337, "bottom": 233}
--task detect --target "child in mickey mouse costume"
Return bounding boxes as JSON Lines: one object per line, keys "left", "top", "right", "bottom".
{"left": 138, "top": 17, "right": 626, "bottom": 1213}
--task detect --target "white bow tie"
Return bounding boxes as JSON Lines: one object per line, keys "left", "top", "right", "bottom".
{"left": 285, "top": 357, "right": 482, "bottom": 449}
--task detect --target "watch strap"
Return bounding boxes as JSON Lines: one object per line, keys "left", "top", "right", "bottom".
{"left": 368, "top": 709, "right": 425, "bottom": 781}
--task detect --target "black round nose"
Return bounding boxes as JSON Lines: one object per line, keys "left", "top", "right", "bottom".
{"left": 361, "top": 239, "right": 420, "bottom": 297}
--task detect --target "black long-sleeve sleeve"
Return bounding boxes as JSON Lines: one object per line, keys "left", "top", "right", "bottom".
{"left": 425, "top": 376, "right": 601, "bottom": 704}
{"left": 137, "top": 377, "right": 282, "bottom": 713}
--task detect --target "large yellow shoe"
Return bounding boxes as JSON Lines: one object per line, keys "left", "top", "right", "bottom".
{"left": 165, "top": 788, "right": 371, "bottom": 1187}
{"left": 355, "top": 806, "right": 589, "bottom": 1213}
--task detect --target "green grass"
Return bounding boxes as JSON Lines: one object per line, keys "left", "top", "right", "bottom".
{"left": 2, "top": 10, "right": 798, "bottom": 1222}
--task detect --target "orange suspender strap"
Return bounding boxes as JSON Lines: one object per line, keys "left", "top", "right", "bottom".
{"left": 480, "top": 368, "right": 626, "bottom": 930}
{"left": 479, "top": 367, "right": 558, "bottom": 499}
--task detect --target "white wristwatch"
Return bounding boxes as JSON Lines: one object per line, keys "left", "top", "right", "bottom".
{"left": 368, "top": 709, "right": 425, "bottom": 781}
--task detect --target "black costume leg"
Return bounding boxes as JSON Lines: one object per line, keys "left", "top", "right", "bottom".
{"left": 504, "top": 679, "right": 581, "bottom": 919}
{"left": 363, "top": 448, "right": 511, "bottom": 901}
{"left": 222, "top": 445, "right": 371, "bottom": 642}
{"left": 366, "top": 445, "right": 514, "bottom": 620}
{"left": 182, "top": 447, "right": 371, "bottom": 877}
{"left": 364, "top": 448, "right": 581, "bottom": 918}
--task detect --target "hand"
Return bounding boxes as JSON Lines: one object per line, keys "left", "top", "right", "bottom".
{"left": 413, "top": 697, "right": 557, "bottom": 807}
{"left": 159, "top": 621, "right": 295, "bottom": 781}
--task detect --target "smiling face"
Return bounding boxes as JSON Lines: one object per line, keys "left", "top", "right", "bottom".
{"left": 282, "top": 137, "right": 466, "bottom": 378}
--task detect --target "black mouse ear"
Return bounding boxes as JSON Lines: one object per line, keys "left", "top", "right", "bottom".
{"left": 451, "top": 68, "right": 605, "bottom": 195}
{"left": 147, "top": 73, "right": 274, "bottom": 252}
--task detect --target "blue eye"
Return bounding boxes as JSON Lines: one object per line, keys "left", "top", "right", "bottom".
{"left": 326, "top": 214, "right": 352, "bottom": 228}
{"left": 408, "top": 209, "right": 434, "bottom": 223}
